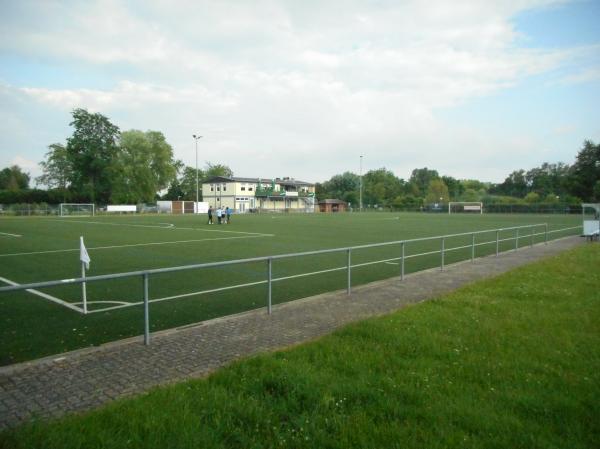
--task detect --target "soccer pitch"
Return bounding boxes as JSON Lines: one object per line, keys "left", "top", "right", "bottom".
{"left": 0, "top": 212, "right": 581, "bottom": 364}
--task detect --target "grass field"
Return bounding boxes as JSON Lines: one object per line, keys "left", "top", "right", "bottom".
{"left": 1, "top": 243, "right": 598, "bottom": 449}
{"left": 0, "top": 211, "right": 581, "bottom": 364}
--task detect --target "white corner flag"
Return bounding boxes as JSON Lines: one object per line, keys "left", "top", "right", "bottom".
{"left": 80, "top": 236, "right": 91, "bottom": 270}
{"left": 80, "top": 236, "right": 90, "bottom": 314}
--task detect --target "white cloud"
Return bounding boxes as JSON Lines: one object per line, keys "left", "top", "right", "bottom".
{"left": 0, "top": 0, "right": 597, "bottom": 183}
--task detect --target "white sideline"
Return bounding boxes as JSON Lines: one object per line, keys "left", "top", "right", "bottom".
{"left": 54, "top": 219, "right": 273, "bottom": 237}
{"left": 0, "top": 234, "right": 271, "bottom": 258}
{"left": 0, "top": 232, "right": 21, "bottom": 237}
{"left": 0, "top": 276, "right": 83, "bottom": 313}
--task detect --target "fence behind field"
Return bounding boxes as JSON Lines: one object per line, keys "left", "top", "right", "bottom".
{"left": 0, "top": 223, "right": 582, "bottom": 345}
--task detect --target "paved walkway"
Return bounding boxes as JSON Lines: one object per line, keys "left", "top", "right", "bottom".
{"left": 0, "top": 236, "right": 584, "bottom": 430}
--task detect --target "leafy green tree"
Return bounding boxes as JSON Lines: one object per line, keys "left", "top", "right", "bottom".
{"left": 568, "top": 140, "right": 600, "bottom": 201}
{"left": 36, "top": 144, "right": 72, "bottom": 196}
{"left": 65, "top": 108, "right": 120, "bottom": 203}
{"left": 493, "top": 169, "right": 528, "bottom": 198}
{"left": 363, "top": 168, "right": 404, "bottom": 207}
{"left": 164, "top": 162, "right": 233, "bottom": 201}
{"left": 425, "top": 179, "right": 449, "bottom": 204}
{"left": 462, "top": 188, "right": 480, "bottom": 202}
{"left": 409, "top": 168, "right": 439, "bottom": 197}
{"left": 317, "top": 172, "right": 359, "bottom": 203}
{"left": 441, "top": 176, "right": 464, "bottom": 200}
{"left": 205, "top": 162, "right": 233, "bottom": 178}
{"left": 111, "top": 130, "right": 178, "bottom": 203}
{"left": 0, "top": 165, "right": 29, "bottom": 190}
{"left": 524, "top": 192, "right": 540, "bottom": 204}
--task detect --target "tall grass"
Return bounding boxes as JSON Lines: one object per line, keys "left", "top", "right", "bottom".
{"left": 2, "top": 244, "right": 598, "bottom": 448}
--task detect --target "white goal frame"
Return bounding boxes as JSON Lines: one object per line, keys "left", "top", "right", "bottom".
{"left": 448, "top": 202, "right": 483, "bottom": 214}
{"left": 59, "top": 203, "right": 95, "bottom": 217}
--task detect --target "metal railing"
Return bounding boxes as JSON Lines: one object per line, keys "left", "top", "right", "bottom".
{"left": 0, "top": 223, "right": 581, "bottom": 345}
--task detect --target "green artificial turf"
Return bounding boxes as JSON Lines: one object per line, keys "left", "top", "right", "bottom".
{"left": 1, "top": 240, "right": 597, "bottom": 448}
{"left": 0, "top": 212, "right": 581, "bottom": 364}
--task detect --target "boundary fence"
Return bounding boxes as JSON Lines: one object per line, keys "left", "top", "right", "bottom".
{"left": 0, "top": 223, "right": 582, "bottom": 345}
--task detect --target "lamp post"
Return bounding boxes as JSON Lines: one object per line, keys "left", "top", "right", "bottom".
{"left": 359, "top": 155, "right": 363, "bottom": 212}
{"left": 192, "top": 134, "right": 203, "bottom": 213}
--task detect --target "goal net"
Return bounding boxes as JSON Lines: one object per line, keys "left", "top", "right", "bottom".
{"left": 448, "top": 202, "right": 483, "bottom": 214}
{"left": 59, "top": 203, "right": 95, "bottom": 217}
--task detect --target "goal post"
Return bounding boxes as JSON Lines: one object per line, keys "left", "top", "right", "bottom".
{"left": 448, "top": 202, "right": 483, "bottom": 214}
{"left": 59, "top": 203, "right": 95, "bottom": 217}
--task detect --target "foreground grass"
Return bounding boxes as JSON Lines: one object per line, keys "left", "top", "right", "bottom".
{"left": 2, "top": 244, "right": 599, "bottom": 448}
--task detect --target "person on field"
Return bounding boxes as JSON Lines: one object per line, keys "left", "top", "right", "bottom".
{"left": 226, "top": 206, "right": 231, "bottom": 224}
{"left": 207, "top": 206, "right": 213, "bottom": 224}
{"left": 216, "top": 206, "right": 222, "bottom": 224}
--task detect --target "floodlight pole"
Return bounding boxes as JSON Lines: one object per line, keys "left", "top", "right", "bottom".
{"left": 359, "top": 155, "right": 363, "bottom": 212}
{"left": 193, "top": 134, "right": 203, "bottom": 213}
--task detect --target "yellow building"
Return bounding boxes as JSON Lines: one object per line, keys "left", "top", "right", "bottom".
{"left": 202, "top": 176, "right": 316, "bottom": 213}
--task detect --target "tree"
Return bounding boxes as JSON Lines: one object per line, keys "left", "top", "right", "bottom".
{"left": 409, "top": 168, "right": 439, "bottom": 197}
{"left": 111, "top": 130, "right": 178, "bottom": 203}
{"left": 204, "top": 162, "right": 233, "bottom": 179}
{"left": 363, "top": 168, "right": 404, "bottom": 207}
{"left": 317, "top": 172, "right": 360, "bottom": 203}
{"left": 163, "top": 162, "right": 233, "bottom": 201}
{"left": 66, "top": 108, "right": 120, "bottom": 203}
{"left": 441, "top": 176, "right": 464, "bottom": 200}
{"left": 0, "top": 165, "right": 29, "bottom": 190}
{"left": 493, "top": 170, "right": 528, "bottom": 198}
{"left": 524, "top": 192, "right": 540, "bottom": 204}
{"left": 425, "top": 179, "right": 449, "bottom": 204}
{"left": 36, "top": 143, "right": 72, "bottom": 192}
{"left": 568, "top": 140, "right": 600, "bottom": 201}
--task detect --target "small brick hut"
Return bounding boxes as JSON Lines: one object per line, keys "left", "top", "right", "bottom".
{"left": 318, "top": 199, "right": 347, "bottom": 213}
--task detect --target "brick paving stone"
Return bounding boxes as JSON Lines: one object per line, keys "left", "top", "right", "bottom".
{"left": 0, "top": 236, "right": 586, "bottom": 430}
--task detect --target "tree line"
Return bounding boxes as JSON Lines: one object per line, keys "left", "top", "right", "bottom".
{"left": 0, "top": 108, "right": 598, "bottom": 207}
{"left": 316, "top": 140, "right": 600, "bottom": 208}
{"left": 0, "top": 109, "right": 233, "bottom": 205}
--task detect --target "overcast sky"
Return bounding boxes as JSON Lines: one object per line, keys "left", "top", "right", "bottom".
{"left": 1, "top": 0, "right": 598, "bottom": 184}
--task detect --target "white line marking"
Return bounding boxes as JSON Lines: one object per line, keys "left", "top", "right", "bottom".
{"left": 0, "top": 231, "right": 21, "bottom": 237}
{"left": 0, "top": 276, "right": 83, "bottom": 313}
{"left": 54, "top": 219, "right": 272, "bottom": 236}
{"left": 74, "top": 300, "right": 131, "bottom": 306}
{"left": 0, "top": 234, "right": 271, "bottom": 258}
{"left": 158, "top": 223, "right": 175, "bottom": 228}
{"left": 385, "top": 261, "right": 399, "bottom": 265}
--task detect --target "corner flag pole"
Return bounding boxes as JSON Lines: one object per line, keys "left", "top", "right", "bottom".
{"left": 79, "top": 236, "right": 91, "bottom": 314}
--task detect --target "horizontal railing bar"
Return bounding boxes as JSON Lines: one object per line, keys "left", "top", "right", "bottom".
{"left": 0, "top": 224, "right": 578, "bottom": 294}
{"left": 72, "top": 226, "right": 579, "bottom": 313}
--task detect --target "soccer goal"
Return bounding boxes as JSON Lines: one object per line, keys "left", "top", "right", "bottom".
{"left": 448, "top": 202, "right": 483, "bottom": 214}
{"left": 59, "top": 203, "right": 95, "bottom": 217}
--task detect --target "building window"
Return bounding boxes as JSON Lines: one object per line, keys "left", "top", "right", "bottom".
{"left": 223, "top": 184, "right": 227, "bottom": 191}
{"left": 249, "top": 185, "right": 253, "bottom": 191}
{"left": 210, "top": 184, "right": 214, "bottom": 192}
{"left": 241, "top": 184, "right": 246, "bottom": 191}
{"left": 217, "top": 185, "right": 220, "bottom": 191}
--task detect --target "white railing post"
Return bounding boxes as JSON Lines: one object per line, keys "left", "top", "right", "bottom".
{"left": 471, "top": 233, "right": 475, "bottom": 263}
{"left": 347, "top": 248, "right": 351, "bottom": 294}
{"left": 267, "top": 258, "right": 272, "bottom": 314}
{"left": 401, "top": 242, "right": 405, "bottom": 280}
{"left": 441, "top": 237, "right": 445, "bottom": 271}
{"left": 545, "top": 223, "right": 548, "bottom": 244}
{"left": 515, "top": 228, "right": 519, "bottom": 251}
{"left": 496, "top": 230, "right": 500, "bottom": 256}
{"left": 143, "top": 273, "right": 150, "bottom": 345}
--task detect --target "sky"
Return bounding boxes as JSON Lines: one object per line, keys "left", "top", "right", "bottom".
{"left": 0, "top": 0, "right": 599, "bottom": 185}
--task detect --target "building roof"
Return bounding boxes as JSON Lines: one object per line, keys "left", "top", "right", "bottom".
{"left": 204, "top": 176, "right": 313, "bottom": 186}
